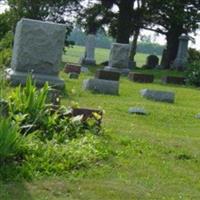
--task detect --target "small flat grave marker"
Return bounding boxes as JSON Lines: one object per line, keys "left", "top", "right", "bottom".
{"left": 140, "top": 89, "right": 175, "bottom": 103}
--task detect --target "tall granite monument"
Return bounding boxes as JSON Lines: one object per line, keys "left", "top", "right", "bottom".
{"left": 172, "top": 34, "right": 190, "bottom": 70}
{"left": 81, "top": 34, "right": 96, "bottom": 65}
{"left": 6, "top": 18, "right": 66, "bottom": 88}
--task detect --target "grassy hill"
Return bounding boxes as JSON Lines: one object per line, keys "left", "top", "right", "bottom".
{"left": 1, "top": 48, "right": 200, "bottom": 199}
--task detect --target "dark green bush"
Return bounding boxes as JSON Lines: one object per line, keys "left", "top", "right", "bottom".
{"left": 188, "top": 48, "right": 200, "bottom": 64}
{"left": 186, "top": 61, "right": 200, "bottom": 86}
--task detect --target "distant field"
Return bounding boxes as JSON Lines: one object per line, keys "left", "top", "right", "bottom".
{"left": 62, "top": 45, "right": 157, "bottom": 67}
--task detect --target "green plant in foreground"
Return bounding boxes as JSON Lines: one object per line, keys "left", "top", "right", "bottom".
{"left": 0, "top": 118, "right": 24, "bottom": 161}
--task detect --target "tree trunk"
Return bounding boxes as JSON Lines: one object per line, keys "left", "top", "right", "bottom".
{"left": 164, "top": 26, "right": 183, "bottom": 69}
{"left": 116, "top": 0, "right": 134, "bottom": 43}
{"left": 129, "top": 28, "right": 140, "bottom": 62}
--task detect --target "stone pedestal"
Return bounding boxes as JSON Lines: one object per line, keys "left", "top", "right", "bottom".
{"left": 81, "top": 34, "right": 96, "bottom": 65}
{"left": 105, "top": 43, "right": 130, "bottom": 75}
{"left": 6, "top": 18, "right": 66, "bottom": 88}
{"left": 172, "top": 35, "right": 190, "bottom": 70}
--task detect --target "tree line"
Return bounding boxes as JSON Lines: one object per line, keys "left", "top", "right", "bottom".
{"left": 69, "top": 27, "right": 164, "bottom": 55}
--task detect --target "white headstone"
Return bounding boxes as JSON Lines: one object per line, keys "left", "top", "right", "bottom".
{"left": 81, "top": 34, "right": 96, "bottom": 65}
{"left": 6, "top": 18, "right": 66, "bottom": 88}
{"left": 172, "top": 34, "right": 190, "bottom": 70}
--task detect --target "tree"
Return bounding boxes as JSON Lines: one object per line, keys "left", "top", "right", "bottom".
{"left": 3, "top": 0, "right": 83, "bottom": 46}
{"left": 147, "top": 0, "right": 200, "bottom": 69}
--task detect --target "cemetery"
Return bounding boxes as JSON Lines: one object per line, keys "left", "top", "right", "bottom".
{"left": 0, "top": 0, "right": 200, "bottom": 199}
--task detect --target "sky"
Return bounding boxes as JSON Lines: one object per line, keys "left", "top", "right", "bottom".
{"left": 0, "top": 3, "right": 199, "bottom": 50}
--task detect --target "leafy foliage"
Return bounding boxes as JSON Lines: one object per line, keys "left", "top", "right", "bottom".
{"left": 0, "top": 31, "right": 13, "bottom": 68}
{"left": 186, "top": 61, "right": 200, "bottom": 86}
{"left": 188, "top": 48, "right": 200, "bottom": 64}
{"left": 0, "top": 118, "right": 24, "bottom": 161}
{"left": 0, "top": 76, "right": 107, "bottom": 180}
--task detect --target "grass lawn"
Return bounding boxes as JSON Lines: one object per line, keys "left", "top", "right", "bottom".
{"left": 62, "top": 45, "right": 151, "bottom": 67}
{"left": 1, "top": 47, "right": 200, "bottom": 199}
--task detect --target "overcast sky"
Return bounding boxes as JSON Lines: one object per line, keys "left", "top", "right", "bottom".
{"left": 0, "top": 3, "right": 199, "bottom": 50}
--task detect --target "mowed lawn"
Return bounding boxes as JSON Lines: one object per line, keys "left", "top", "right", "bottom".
{"left": 1, "top": 47, "right": 200, "bottom": 199}
{"left": 62, "top": 45, "right": 150, "bottom": 67}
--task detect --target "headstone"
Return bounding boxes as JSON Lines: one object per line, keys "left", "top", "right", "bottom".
{"left": 143, "top": 55, "right": 159, "bottom": 69}
{"left": 81, "top": 34, "right": 96, "bottom": 65}
{"left": 95, "top": 70, "right": 120, "bottom": 81}
{"left": 128, "top": 72, "right": 154, "bottom": 83}
{"left": 69, "top": 72, "right": 79, "bottom": 79}
{"left": 128, "top": 107, "right": 148, "bottom": 115}
{"left": 162, "top": 76, "right": 186, "bottom": 85}
{"left": 140, "top": 89, "right": 175, "bottom": 103}
{"left": 83, "top": 78, "right": 119, "bottom": 95}
{"left": 172, "top": 34, "right": 190, "bottom": 70}
{"left": 104, "top": 43, "right": 130, "bottom": 75}
{"left": 6, "top": 18, "right": 66, "bottom": 88}
{"left": 64, "top": 63, "right": 81, "bottom": 74}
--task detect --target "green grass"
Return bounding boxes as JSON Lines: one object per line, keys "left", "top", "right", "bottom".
{"left": 1, "top": 47, "right": 200, "bottom": 199}
{"left": 62, "top": 45, "right": 151, "bottom": 67}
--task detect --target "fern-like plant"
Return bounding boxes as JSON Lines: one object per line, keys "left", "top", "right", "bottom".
{"left": 0, "top": 118, "right": 23, "bottom": 161}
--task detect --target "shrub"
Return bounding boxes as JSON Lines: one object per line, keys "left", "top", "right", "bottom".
{"left": 8, "top": 76, "right": 102, "bottom": 141}
{"left": 186, "top": 61, "right": 200, "bottom": 86}
{"left": 188, "top": 48, "right": 200, "bottom": 64}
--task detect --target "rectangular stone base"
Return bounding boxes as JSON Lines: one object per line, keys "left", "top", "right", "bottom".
{"left": 83, "top": 78, "right": 119, "bottom": 95}
{"left": 162, "top": 76, "right": 186, "bottom": 85}
{"left": 128, "top": 73, "right": 154, "bottom": 83}
{"left": 6, "top": 69, "right": 65, "bottom": 89}
{"left": 95, "top": 70, "right": 120, "bottom": 81}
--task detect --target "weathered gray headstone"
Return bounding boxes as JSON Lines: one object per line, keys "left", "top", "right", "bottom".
{"left": 104, "top": 43, "right": 130, "bottom": 75}
{"left": 172, "top": 34, "right": 190, "bottom": 70}
{"left": 128, "top": 107, "right": 148, "bottom": 115}
{"left": 81, "top": 34, "right": 96, "bottom": 65}
{"left": 83, "top": 78, "right": 119, "bottom": 95}
{"left": 6, "top": 18, "right": 66, "bottom": 88}
{"left": 143, "top": 55, "right": 159, "bottom": 69}
{"left": 140, "top": 89, "right": 175, "bottom": 103}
